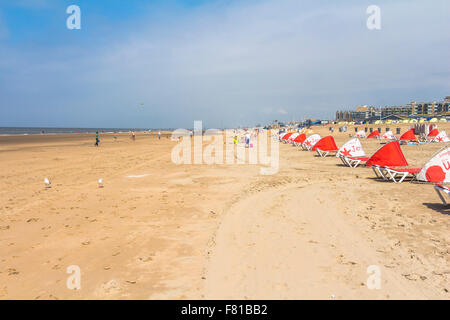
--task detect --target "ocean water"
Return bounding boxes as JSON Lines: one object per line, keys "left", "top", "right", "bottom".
{"left": 0, "top": 127, "right": 160, "bottom": 135}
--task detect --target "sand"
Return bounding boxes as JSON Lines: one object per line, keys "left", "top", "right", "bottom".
{"left": 0, "top": 126, "right": 449, "bottom": 299}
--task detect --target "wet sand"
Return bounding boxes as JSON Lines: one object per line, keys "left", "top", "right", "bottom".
{"left": 0, "top": 126, "right": 449, "bottom": 299}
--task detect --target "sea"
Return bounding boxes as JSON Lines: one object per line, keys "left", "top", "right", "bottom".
{"left": 0, "top": 127, "right": 164, "bottom": 136}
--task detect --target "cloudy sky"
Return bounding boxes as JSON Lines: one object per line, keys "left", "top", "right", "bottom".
{"left": 0, "top": 0, "right": 448, "bottom": 128}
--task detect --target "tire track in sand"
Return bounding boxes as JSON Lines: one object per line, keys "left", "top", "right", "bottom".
{"left": 204, "top": 182, "right": 426, "bottom": 299}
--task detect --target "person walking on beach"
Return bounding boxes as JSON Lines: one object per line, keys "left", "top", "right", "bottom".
{"left": 131, "top": 131, "right": 136, "bottom": 141}
{"left": 158, "top": 131, "right": 161, "bottom": 140}
{"left": 95, "top": 131, "right": 100, "bottom": 147}
{"left": 245, "top": 132, "right": 251, "bottom": 148}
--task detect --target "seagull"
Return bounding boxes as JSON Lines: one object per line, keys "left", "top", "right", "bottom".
{"left": 98, "top": 178, "right": 104, "bottom": 188}
{"left": 44, "top": 178, "right": 51, "bottom": 188}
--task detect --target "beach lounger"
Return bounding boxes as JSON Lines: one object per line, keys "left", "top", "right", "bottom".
{"left": 312, "top": 136, "right": 338, "bottom": 156}
{"left": 371, "top": 165, "right": 389, "bottom": 180}
{"left": 302, "top": 143, "right": 313, "bottom": 151}
{"left": 384, "top": 167, "right": 421, "bottom": 183}
{"left": 316, "top": 148, "right": 339, "bottom": 157}
{"left": 369, "top": 165, "right": 419, "bottom": 183}
{"left": 434, "top": 184, "right": 450, "bottom": 205}
{"left": 340, "top": 155, "right": 369, "bottom": 168}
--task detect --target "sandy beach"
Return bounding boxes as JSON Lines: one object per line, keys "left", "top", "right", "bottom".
{"left": 0, "top": 126, "right": 449, "bottom": 300}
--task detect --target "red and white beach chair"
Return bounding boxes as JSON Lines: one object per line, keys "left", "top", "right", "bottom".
{"left": 313, "top": 136, "right": 339, "bottom": 157}
{"left": 301, "top": 134, "right": 321, "bottom": 151}
{"left": 365, "top": 141, "right": 410, "bottom": 182}
{"left": 335, "top": 138, "right": 367, "bottom": 167}
{"left": 281, "top": 132, "right": 293, "bottom": 143}
{"left": 293, "top": 133, "right": 306, "bottom": 147}
{"left": 367, "top": 130, "right": 381, "bottom": 139}
{"left": 430, "top": 130, "right": 449, "bottom": 143}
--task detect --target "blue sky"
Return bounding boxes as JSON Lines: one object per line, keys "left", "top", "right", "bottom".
{"left": 0, "top": 0, "right": 449, "bottom": 128}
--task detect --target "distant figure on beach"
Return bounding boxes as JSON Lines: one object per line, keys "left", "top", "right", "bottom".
{"left": 245, "top": 132, "right": 251, "bottom": 148}
{"left": 132, "top": 131, "right": 136, "bottom": 141}
{"left": 95, "top": 131, "right": 100, "bottom": 147}
{"left": 158, "top": 131, "right": 161, "bottom": 140}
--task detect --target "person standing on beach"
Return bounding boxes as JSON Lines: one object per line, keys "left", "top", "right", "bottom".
{"left": 95, "top": 131, "right": 100, "bottom": 147}
{"left": 131, "top": 131, "right": 136, "bottom": 141}
{"left": 245, "top": 132, "right": 251, "bottom": 148}
{"left": 158, "top": 131, "right": 161, "bottom": 140}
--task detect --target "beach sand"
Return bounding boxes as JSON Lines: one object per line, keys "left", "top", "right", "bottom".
{"left": 0, "top": 127, "right": 449, "bottom": 299}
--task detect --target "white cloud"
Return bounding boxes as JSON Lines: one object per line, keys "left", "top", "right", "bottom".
{"left": 0, "top": 0, "right": 449, "bottom": 128}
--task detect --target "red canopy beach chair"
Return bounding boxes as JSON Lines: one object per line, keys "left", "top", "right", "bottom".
{"left": 293, "top": 133, "right": 306, "bottom": 147}
{"left": 399, "top": 129, "right": 417, "bottom": 142}
{"left": 367, "top": 130, "right": 380, "bottom": 139}
{"left": 313, "top": 136, "right": 339, "bottom": 157}
{"left": 365, "top": 141, "right": 420, "bottom": 182}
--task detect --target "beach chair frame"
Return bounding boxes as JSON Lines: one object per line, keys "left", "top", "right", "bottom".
{"left": 316, "top": 148, "right": 338, "bottom": 157}
{"left": 434, "top": 184, "right": 450, "bottom": 205}
{"left": 384, "top": 168, "right": 420, "bottom": 183}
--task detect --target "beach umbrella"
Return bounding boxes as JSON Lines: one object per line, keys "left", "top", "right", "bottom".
{"left": 416, "top": 144, "right": 450, "bottom": 183}
{"left": 367, "top": 130, "right": 380, "bottom": 139}
{"left": 336, "top": 138, "right": 365, "bottom": 157}
{"left": 312, "top": 136, "right": 338, "bottom": 152}
{"left": 365, "top": 141, "right": 408, "bottom": 167}
{"left": 399, "top": 129, "right": 417, "bottom": 141}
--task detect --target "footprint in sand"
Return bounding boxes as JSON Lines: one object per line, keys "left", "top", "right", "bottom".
{"left": 95, "top": 279, "right": 121, "bottom": 296}
{"left": 7, "top": 268, "right": 19, "bottom": 276}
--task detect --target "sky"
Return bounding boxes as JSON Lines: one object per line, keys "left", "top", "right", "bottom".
{"left": 0, "top": 0, "right": 449, "bottom": 129}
